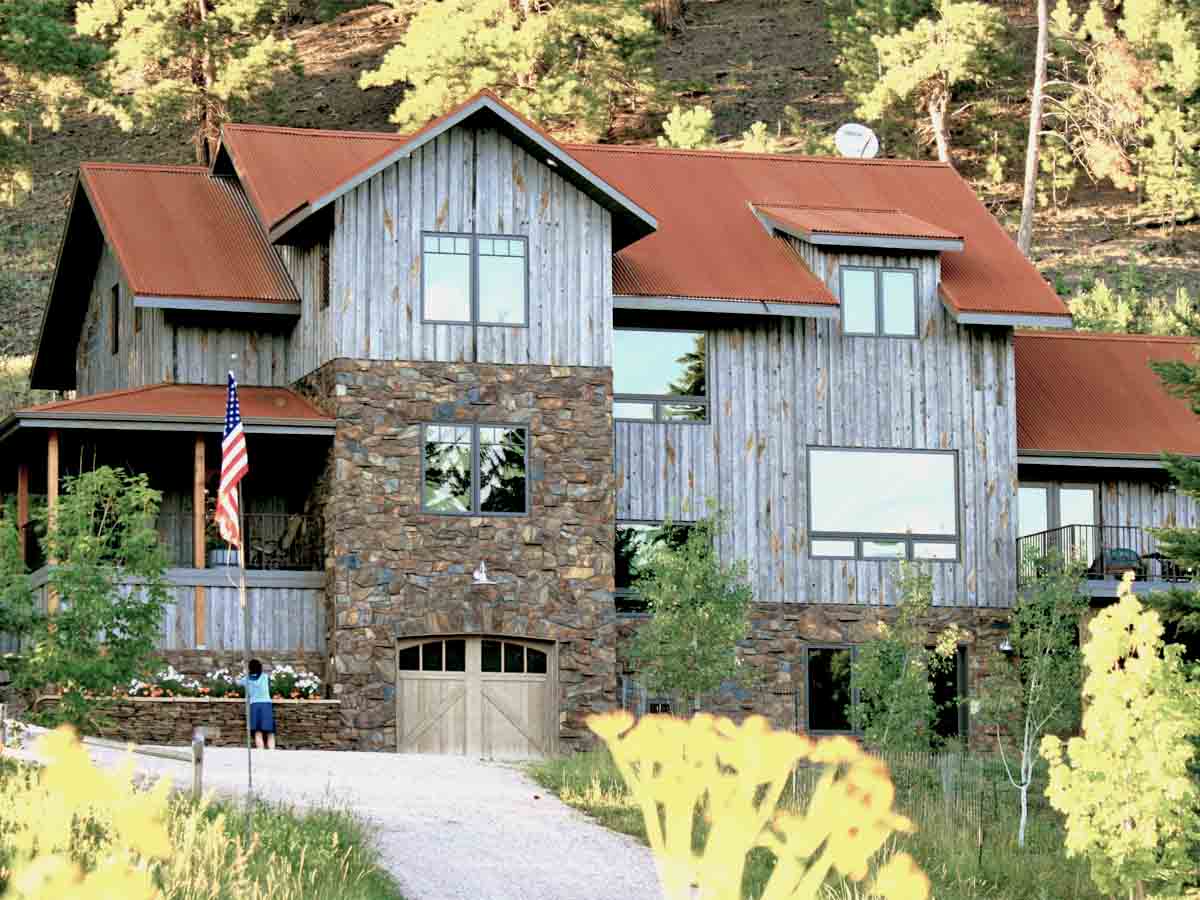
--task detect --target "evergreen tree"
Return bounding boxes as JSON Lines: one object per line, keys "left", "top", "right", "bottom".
{"left": 0, "top": 0, "right": 105, "bottom": 205}
{"left": 360, "top": 0, "right": 658, "bottom": 143}
{"left": 657, "top": 104, "right": 714, "bottom": 149}
{"left": 826, "top": 0, "right": 934, "bottom": 104}
{"left": 75, "top": 0, "right": 297, "bottom": 164}
{"left": 857, "top": 0, "right": 1006, "bottom": 165}
{"left": 1069, "top": 278, "right": 1200, "bottom": 336}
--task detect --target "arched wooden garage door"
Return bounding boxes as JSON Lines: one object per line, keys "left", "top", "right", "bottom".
{"left": 396, "top": 636, "right": 557, "bottom": 758}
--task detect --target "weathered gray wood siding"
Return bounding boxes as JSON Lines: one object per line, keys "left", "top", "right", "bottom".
{"left": 1102, "top": 478, "right": 1200, "bottom": 530}
{"left": 616, "top": 250, "right": 1018, "bottom": 609}
{"left": 283, "top": 125, "right": 612, "bottom": 379}
{"left": 75, "top": 244, "right": 291, "bottom": 394}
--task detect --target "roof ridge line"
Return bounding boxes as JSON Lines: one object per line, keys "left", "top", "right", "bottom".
{"left": 80, "top": 162, "right": 208, "bottom": 174}
{"left": 565, "top": 142, "right": 952, "bottom": 167}
{"left": 755, "top": 201, "right": 902, "bottom": 213}
{"left": 224, "top": 122, "right": 408, "bottom": 140}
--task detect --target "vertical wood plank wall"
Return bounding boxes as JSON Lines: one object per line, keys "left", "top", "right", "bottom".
{"left": 616, "top": 251, "right": 1019, "bottom": 609}
{"left": 75, "top": 247, "right": 291, "bottom": 393}
{"left": 282, "top": 125, "right": 613, "bottom": 378}
{"left": 1101, "top": 479, "right": 1200, "bottom": 529}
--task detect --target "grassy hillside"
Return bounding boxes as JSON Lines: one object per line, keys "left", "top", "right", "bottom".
{"left": 4, "top": 0, "right": 1200, "bottom": 370}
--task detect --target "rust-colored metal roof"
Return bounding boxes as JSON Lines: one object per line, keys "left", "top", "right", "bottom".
{"left": 569, "top": 144, "right": 1068, "bottom": 317}
{"left": 218, "top": 123, "right": 405, "bottom": 231}
{"left": 753, "top": 203, "right": 964, "bottom": 243}
{"left": 17, "top": 384, "right": 331, "bottom": 427}
{"left": 1015, "top": 331, "right": 1200, "bottom": 457}
{"left": 79, "top": 163, "right": 298, "bottom": 303}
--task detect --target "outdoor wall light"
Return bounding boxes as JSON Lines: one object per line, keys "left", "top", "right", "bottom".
{"left": 999, "top": 637, "right": 1014, "bottom": 654}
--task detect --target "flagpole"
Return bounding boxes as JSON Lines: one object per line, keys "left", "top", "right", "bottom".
{"left": 239, "top": 481, "right": 252, "bottom": 837}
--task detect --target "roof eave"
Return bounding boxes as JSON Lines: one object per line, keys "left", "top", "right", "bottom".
{"left": 268, "top": 95, "right": 658, "bottom": 251}
{"left": 942, "top": 294, "right": 1073, "bottom": 329}
{"left": 614, "top": 294, "right": 839, "bottom": 318}
{"left": 12, "top": 411, "right": 333, "bottom": 436}
{"left": 134, "top": 295, "right": 301, "bottom": 315}
{"left": 1017, "top": 451, "right": 1185, "bottom": 470}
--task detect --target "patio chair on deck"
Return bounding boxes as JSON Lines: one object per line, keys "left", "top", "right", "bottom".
{"left": 1100, "top": 547, "right": 1143, "bottom": 579}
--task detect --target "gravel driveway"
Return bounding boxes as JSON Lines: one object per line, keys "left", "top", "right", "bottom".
{"left": 6, "top": 732, "right": 662, "bottom": 900}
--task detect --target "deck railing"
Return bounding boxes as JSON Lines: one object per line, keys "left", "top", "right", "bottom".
{"left": 1016, "top": 523, "right": 1194, "bottom": 586}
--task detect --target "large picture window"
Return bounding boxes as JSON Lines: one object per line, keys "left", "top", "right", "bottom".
{"left": 840, "top": 267, "right": 918, "bottom": 337}
{"left": 422, "top": 424, "right": 528, "bottom": 515}
{"left": 808, "top": 447, "right": 958, "bottom": 560}
{"left": 614, "top": 521, "right": 695, "bottom": 613}
{"left": 613, "top": 329, "right": 707, "bottom": 422}
{"left": 421, "top": 232, "right": 528, "bottom": 326}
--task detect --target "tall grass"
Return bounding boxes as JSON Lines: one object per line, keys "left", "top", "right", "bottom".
{"left": 530, "top": 747, "right": 1100, "bottom": 900}
{"left": 0, "top": 748, "right": 404, "bottom": 900}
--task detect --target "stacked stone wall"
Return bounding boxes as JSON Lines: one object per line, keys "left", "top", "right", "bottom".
{"left": 617, "top": 603, "right": 1011, "bottom": 750}
{"left": 297, "top": 359, "right": 617, "bottom": 751}
{"left": 33, "top": 697, "right": 348, "bottom": 749}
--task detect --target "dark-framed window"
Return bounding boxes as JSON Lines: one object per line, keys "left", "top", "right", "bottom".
{"left": 421, "top": 232, "right": 528, "bottom": 326}
{"left": 806, "top": 644, "right": 857, "bottom": 733}
{"left": 110, "top": 284, "right": 119, "bottom": 355}
{"left": 614, "top": 521, "right": 695, "bottom": 613}
{"left": 808, "top": 446, "right": 959, "bottom": 561}
{"left": 933, "top": 644, "right": 970, "bottom": 741}
{"left": 840, "top": 266, "right": 918, "bottom": 337}
{"left": 613, "top": 328, "right": 707, "bottom": 423}
{"left": 422, "top": 423, "right": 528, "bottom": 515}
{"left": 319, "top": 238, "right": 331, "bottom": 309}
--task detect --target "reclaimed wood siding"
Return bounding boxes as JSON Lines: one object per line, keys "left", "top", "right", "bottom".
{"left": 1101, "top": 478, "right": 1200, "bottom": 530}
{"left": 616, "top": 250, "right": 1018, "bottom": 609}
{"left": 284, "top": 125, "right": 612, "bottom": 379}
{"left": 170, "top": 320, "right": 289, "bottom": 386}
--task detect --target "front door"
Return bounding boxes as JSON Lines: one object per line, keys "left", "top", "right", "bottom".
{"left": 397, "top": 636, "right": 556, "bottom": 758}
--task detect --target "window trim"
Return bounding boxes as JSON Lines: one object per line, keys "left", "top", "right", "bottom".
{"left": 806, "top": 446, "right": 961, "bottom": 562}
{"left": 613, "top": 327, "right": 709, "bottom": 424}
{"left": 419, "top": 231, "right": 530, "bottom": 328}
{"left": 419, "top": 422, "right": 530, "bottom": 517}
{"left": 805, "top": 643, "right": 859, "bottom": 735}
{"left": 839, "top": 265, "right": 919, "bottom": 338}
{"left": 614, "top": 519, "right": 698, "bottom": 614}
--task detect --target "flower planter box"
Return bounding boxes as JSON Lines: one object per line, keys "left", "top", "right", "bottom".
{"left": 34, "top": 695, "right": 351, "bottom": 750}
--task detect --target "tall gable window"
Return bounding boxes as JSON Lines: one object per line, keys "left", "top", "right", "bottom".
{"left": 110, "top": 284, "right": 119, "bottom": 355}
{"left": 422, "top": 423, "right": 528, "bottom": 515}
{"left": 613, "top": 329, "right": 707, "bottom": 422}
{"left": 421, "top": 232, "right": 528, "bottom": 326}
{"left": 840, "top": 267, "right": 918, "bottom": 337}
{"left": 808, "top": 447, "right": 958, "bottom": 561}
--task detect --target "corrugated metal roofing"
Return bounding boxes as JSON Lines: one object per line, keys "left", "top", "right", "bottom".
{"left": 80, "top": 163, "right": 298, "bottom": 303}
{"left": 753, "top": 203, "right": 964, "bottom": 242}
{"left": 1015, "top": 331, "right": 1200, "bottom": 456}
{"left": 218, "top": 123, "right": 405, "bottom": 231}
{"left": 569, "top": 144, "right": 1068, "bottom": 317}
{"left": 18, "top": 383, "right": 331, "bottom": 423}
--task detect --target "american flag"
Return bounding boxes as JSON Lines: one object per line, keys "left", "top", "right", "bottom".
{"left": 215, "top": 371, "right": 249, "bottom": 547}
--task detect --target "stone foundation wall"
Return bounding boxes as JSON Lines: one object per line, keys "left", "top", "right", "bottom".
{"left": 617, "top": 602, "right": 1011, "bottom": 749}
{"left": 33, "top": 697, "right": 348, "bottom": 749}
{"left": 298, "top": 359, "right": 617, "bottom": 751}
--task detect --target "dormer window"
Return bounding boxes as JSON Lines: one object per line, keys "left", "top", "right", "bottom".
{"left": 840, "top": 267, "right": 917, "bottom": 337}
{"left": 421, "top": 232, "right": 528, "bottom": 326}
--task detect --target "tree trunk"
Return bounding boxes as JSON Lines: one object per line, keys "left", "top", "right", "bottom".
{"left": 1017, "top": 0, "right": 1049, "bottom": 256}
{"left": 195, "top": 0, "right": 217, "bottom": 166}
{"left": 1018, "top": 781, "right": 1028, "bottom": 848}
{"left": 928, "top": 93, "right": 953, "bottom": 166}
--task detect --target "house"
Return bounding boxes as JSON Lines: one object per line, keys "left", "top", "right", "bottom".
{"left": 5, "top": 90, "right": 1197, "bottom": 755}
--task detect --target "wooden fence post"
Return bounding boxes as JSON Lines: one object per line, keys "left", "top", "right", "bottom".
{"left": 191, "top": 728, "right": 205, "bottom": 798}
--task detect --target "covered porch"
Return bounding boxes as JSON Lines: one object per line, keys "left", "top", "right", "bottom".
{"left": 0, "top": 384, "right": 333, "bottom": 653}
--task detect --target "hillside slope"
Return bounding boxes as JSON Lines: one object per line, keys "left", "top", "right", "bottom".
{"left": 4, "top": 0, "right": 1200, "bottom": 367}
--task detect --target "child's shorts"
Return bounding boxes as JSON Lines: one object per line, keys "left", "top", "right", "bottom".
{"left": 249, "top": 702, "right": 275, "bottom": 734}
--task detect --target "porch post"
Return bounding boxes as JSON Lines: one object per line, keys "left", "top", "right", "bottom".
{"left": 16, "top": 462, "right": 28, "bottom": 564}
{"left": 46, "top": 430, "right": 59, "bottom": 613}
{"left": 193, "top": 434, "right": 207, "bottom": 649}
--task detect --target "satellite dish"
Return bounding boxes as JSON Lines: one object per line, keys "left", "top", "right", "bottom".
{"left": 834, "top": 123, "right": 880, "bottom": 159}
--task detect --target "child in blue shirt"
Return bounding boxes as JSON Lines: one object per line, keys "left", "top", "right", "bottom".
{"left": 238, "top": 659, "right": 276, "bottom": 750}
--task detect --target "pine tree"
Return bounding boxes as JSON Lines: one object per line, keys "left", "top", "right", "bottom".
{"left": 0, "top": 0, "right": 105, "bottom": 205}
{"left": 857, "top": 0, "right": 1006, "bottom": 165}
{"left": 657, "top": 105, "right": 714, "bottom": 149}
{"left": 360, "top": 0, "right": 658, "bottom": 143}
{"left": 75, "top": 0, "right": 297, "bottom": 164}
